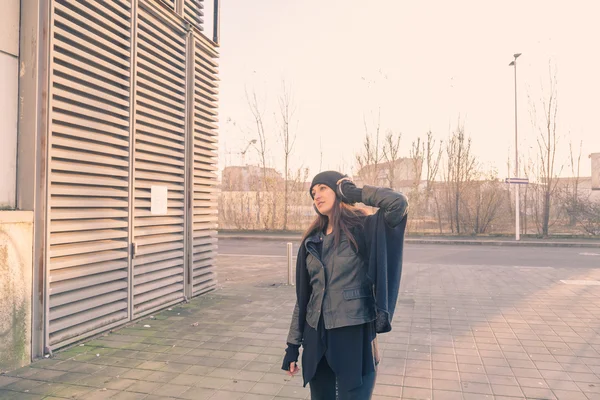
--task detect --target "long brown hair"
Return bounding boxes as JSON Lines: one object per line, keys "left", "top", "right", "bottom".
{"left": 302, "top": 197, "right": 368, "bottom": 250}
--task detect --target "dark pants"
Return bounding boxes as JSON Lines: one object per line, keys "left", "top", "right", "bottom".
{"left": 309, "top": 357, "right": 377, "bottom": 400}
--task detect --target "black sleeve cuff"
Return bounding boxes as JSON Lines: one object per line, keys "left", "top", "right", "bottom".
{"left": 281, "top": 343, "right": 300, "bottom": 371}
{"left": 345, "top": 186, "right": 363, "bottom": 204}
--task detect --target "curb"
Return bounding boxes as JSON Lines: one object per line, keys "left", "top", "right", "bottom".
{"left": 217, "top": 235, "right": 600, "bottom": 249}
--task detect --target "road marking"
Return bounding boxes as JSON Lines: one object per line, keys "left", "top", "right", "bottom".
{"left": 560, "top": 280, "right": 600, "bottom": 285}
{"left": 219, "top": 253, "right": 296, "bottom": 258}
{"left": 579, "top": 252, "right": 600, "bottom": 256}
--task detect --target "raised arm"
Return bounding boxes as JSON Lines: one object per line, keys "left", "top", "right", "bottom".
{"left": 337, "top": 179, "right": 409, "bottom": 228}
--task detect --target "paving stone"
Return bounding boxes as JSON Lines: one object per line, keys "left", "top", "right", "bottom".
{"left": 51, "top": 384, "right": 95, "bottom": 398}
{"left": 249, "top": 382, "right": 283, "bottom": 396}
{"left": 179, "top": 387, "right": 216, "bottom": 400}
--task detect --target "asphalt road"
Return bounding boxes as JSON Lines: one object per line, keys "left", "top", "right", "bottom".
{"left": 218, "top": 238, "right": 600, "bottom": 268}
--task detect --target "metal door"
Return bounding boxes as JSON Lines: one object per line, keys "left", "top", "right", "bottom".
{"left": 131, "top": 1, "right": 188, "bottom": 317}
{"left": 45, "top": 0, "right": 133, "bottom": 349}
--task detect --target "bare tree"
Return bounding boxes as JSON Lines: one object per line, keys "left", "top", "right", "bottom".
{"left": 382, "top": 130, "right": 402, "bottom": 189}
{"left": 529, "top": 63, "right": 562, "bottom": 237}
{"left": 355, "top": 110, "right": 383, "bottom": 186}
{"left": 563, "top": 140, "right": 583, "bottom": 226}
{"left": 461, "top": 171, "right": 505, "bottom": 234}
{"left": 246, "top": 88, "right": 271, "bottom": 229}
{"left": 444, "top": 122, "right": 478, "bottom": 234}
{"left": 276, "top": 82, "right": 297, "bottom": 231}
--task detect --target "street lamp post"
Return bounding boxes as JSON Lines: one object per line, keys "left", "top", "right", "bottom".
{"left": 509, "top": 53, "right": 522, "bottom": 241}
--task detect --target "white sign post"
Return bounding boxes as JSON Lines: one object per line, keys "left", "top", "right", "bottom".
{"left": 505, "top": 177, "right": 529, "bottom": 240}
{"left": 151, "top": 186, "right": 168, "bottom": 215}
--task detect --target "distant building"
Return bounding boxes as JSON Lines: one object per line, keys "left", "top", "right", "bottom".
{"left": 354, "top": 158, "right": 422, "bottom": 190}
{"left": 592, "top": 153, "right": 599, "bottom": 190}
{"left": 221, "top": 166, "right": 284, "bottom": 191}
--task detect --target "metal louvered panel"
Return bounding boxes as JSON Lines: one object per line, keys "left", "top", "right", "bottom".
{"left": 132, "top": 1, "right": 188, "bottom": 316}
{"left": 46, "top": 0, "right": 132, "bottom": 348}
{"left": 190, "top": 32, "right": 219, "bottom": 296}
{"left": 183, "top": 0, "right": 204, "bottom": 30}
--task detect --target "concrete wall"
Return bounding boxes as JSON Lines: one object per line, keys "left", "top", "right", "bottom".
{"left": 0, "top": 0, "right": 20, "bottom": 209}
{"left": 0, "top": 211, "right": 33, "bottom": 372}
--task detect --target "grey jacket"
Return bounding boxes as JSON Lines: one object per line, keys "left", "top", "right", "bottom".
{"left": 286, "top": 185, "right": 408, "bottom": 345}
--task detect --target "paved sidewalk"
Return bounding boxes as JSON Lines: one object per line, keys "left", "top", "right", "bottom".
{"left": 2, "top": 255, "right": 600, "bottom": 400}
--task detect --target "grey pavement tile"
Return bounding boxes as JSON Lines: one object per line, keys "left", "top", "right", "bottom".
{"left": 576, "top": 380, "right": 600, "bottom": 394}
{"left": 539, "top": 369, "right": 570, "bottom": 381}
{"left": 552, "top": 389, "right": 588, "bottom": 400}
{"left": 179, "top": 387, "right": 216, "bottom": 400}
{"left": 185, "top": 366, "right": 217, "bottom": 377}
{"left": 220, "top": 360, "right": 251, "bottom": 370}
{"left": 51, "top": 384, "right": 95, "bottom": 398}
{"left": 244, "top": 363, "right": 274, "bottom": 373}
{"left": 196, "top": 377, "right": 230, "bottom": 390}
{"left": 491, "top": 383, "right": 524, "bottom": 397}
{"left": 0, "top": 376, "right": 21, "bottom": 388}
{"left": 230, "top": 353, "right": 259, "bottom": 362}
{"left": 120, "top": 369, "right": 155, "bottom": 380}
{"left": 569, "top": 372, "right": 600, "bottom": 383}
{"left": 21, "top": 382, "right": 70, "bottom": 396}
{"left": 209, "top": 390, "right": 245, "bottom": 400}
{"left": 249, "top": 383, "right": 283, "bottom": 396}
{"left": 0, "top": 391, "right": 44, "bottom": 400}
{"left": 24, "top": 369, "right": 67, "bottom": 382}
{"left": 152, "top": 383, "right": 191, "bottom": 397}
{"left": 209, "top": 368, "right": 240, "bottom": 380}
{"left": 404, "top": 368, "right": 431, "bottom": 379}
{"left": 3, "top": 378, "right": 45, "bottom": 392}
{"left": 520, "top": 386, "right": 557, "bottom": 399}
{"left": 258, "top": 374, "right": 289, "bottom": 385}
{"left": 401, "top": 386, "right": 431, "bottom": 399}
{"left": 169, "top": 374, "right": 201, "bottom": 386}
{"left": 432, "top": 362, "right": 458, "bottom": 372}
{"left": 220, "top": 380, "right": 256, "bottom": 393}
{"left": 274, "top": 385, "right": 307, "bottom": 399}
{"left": 52, "top": 372, "right": 90, "bottom": 384}
{"left": 432, "top": 370, "right": 459, "bottom": 381}
{"left": 460, "top": 381, "right": 492, "bottom": 395}
{"left": 235, "top": 371, "right": 265, "bottom": 382}
{"left": 92, "top": 366, "right": 130, "bottom": 377}
{"left": 77, "top": 375, "right": 113, "bottom": 388}
{"left": 484, "top": 366, "right": 513, "bottom": 376}
{"left": 373, "top": 384, "right": 402, "bottom": 397}
{"left": 125, "top": 380, "right": 163, "bottom": 394}
{"left": 512, "top": 367, "right": 543, "bottom": 379}
{"left": 403, "top": 377, "right": 431, "bottom": 389}
{"left": 112, "top": 390, "right": 149, "bottom": 399}
{"left": 377, "top": 374, "right": 403, "bottom": 386}
{"left": 144, "top": 371, "right": 179, "bottom": 384}
{"left": 431, "top": 390, "right": 463, "bottom": 400}
{"left": 431, "top": 354, "right": 455, "bottom": 363}
{"left": 240, "top": 394, "right": 273, "bottom": 400}
{"left": 160, "top": 363, "right": 192, "bottom": 374}
{"left": 137, "top": 361, "right": 169, "bottom": 371}
{"left": 546, "top": 379, "right": 582, "bottom": 392}
{"left": 460, "top": 372, "right": 489, "bottom": 384}
{"left": 83, "top": 388, "right": 122, "bottom": 399}
{"left": 104, "top": 377, "right": 138, "bottom": 391}
{"left": 516, "top": 376, "right": 550, "bottom": 388}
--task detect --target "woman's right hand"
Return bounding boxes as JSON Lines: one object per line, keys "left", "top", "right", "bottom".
{"left": 288, "top": 362, "right": 300, "bottom": 377}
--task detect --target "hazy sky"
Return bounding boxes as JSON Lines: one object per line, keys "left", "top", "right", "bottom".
{"left": 206, "top": 0, "right": 600, "bottom": 179}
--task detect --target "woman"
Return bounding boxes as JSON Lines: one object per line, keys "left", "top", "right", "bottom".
{"left": 282, "top": 170, "right": 409, "bottom": 399}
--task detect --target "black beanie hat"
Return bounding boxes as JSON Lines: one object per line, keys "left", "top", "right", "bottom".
{"left": 310, "top": 170, "right": 346, "bottom": 199}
